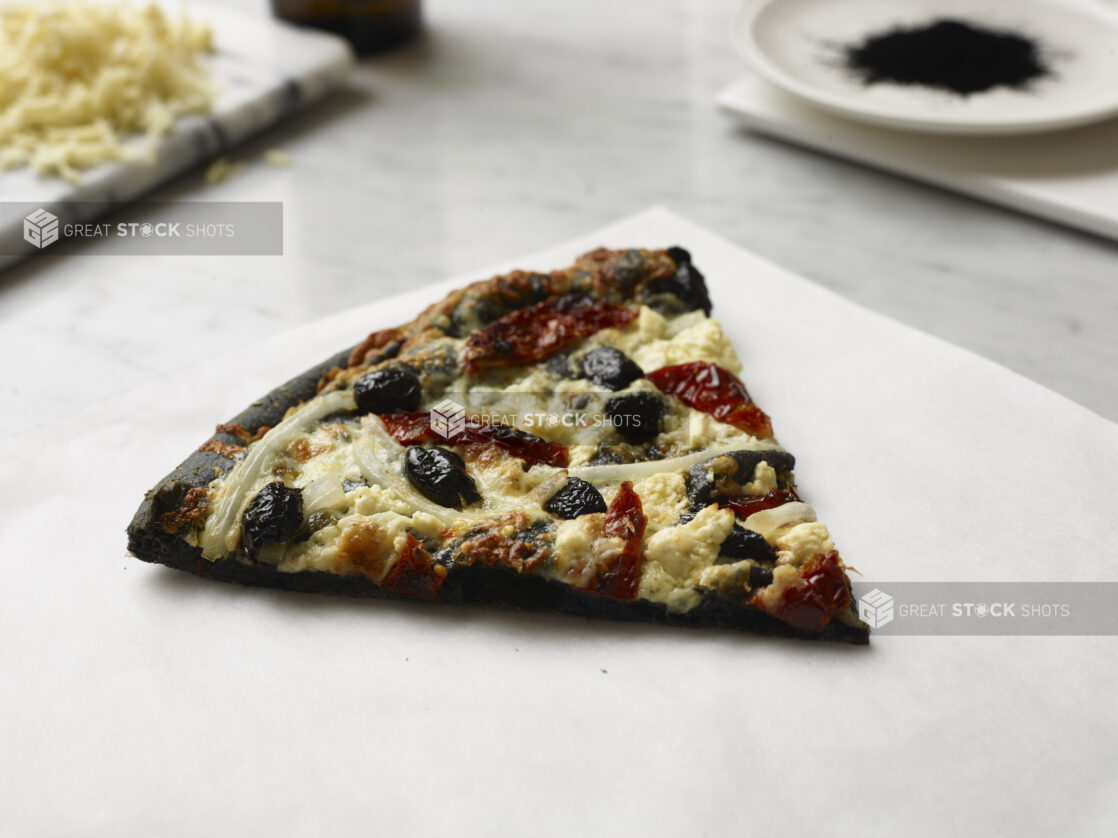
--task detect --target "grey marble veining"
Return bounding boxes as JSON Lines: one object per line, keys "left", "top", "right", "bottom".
{"left": 1, "top": 0, "right": 1116, "bottom": 436}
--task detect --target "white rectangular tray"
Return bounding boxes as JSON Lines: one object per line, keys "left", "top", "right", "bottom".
{"left": 719, "top": 75, "right": 1118, "bottom": 242}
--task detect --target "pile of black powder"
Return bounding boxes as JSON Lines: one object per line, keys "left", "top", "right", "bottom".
{"left": 842, "top": 18, "right": 1049, "bottom": 96}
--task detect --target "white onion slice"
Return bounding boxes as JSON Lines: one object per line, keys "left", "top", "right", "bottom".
{"left": 568, "top": 441, "right": 784, "bottom": 485}
{"left": 302, "top": 475, "right": 347, "bottom": 514}
{"left": 354, "top": 416, "right": 459, "bottom": 524}
{"left": 743, "top": 502, "right": 816, "bottom": 539}
{"left": 200, "top": 389, "right": 355, "bottom": 559}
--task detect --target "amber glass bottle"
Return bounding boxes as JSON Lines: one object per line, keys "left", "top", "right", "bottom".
{"left": 271, "top": 0, "right": 421, "bottom": 53}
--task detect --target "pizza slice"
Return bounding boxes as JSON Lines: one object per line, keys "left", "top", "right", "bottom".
{"left": 128, "top": 247, "right": 869, "bottom": 643}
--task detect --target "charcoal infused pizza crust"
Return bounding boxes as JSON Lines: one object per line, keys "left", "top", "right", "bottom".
{"left": 127, "top": 248, "right": 870, "bottom": 644}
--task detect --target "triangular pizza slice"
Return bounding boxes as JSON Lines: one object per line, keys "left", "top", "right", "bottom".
{"left": 128, "top": 248, "right": 869, "bottom": 643}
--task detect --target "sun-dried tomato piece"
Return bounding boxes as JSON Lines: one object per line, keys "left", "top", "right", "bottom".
{"left": 752, "top": 550, "right": 851, "bottom": 633}
{"left": 646, "top": 361, "right": 773, "bottom": 438}
{"left": 596, "top": 481, "right": 646, "bottom": 600}
{"left": 718, "top": 488, "right": 801, "bottom": 520}
{"left": 381, "top": 534, "right": 446, "bottom": 602}
{"left": 379, "top": 412, "right": 433, "bottom": 445}
{"left": 470, "top": 422, "right": 571, "bottom": 468}
{"left": 380, "top": 413, "right": 570, "bottom": 468}
{"left": 462, "top": 293, "right": 637, "bottom": 373}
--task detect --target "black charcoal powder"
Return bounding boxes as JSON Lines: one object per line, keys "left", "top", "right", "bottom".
{"left": 843, "top": 18, "right": 1049, "bottom": 96}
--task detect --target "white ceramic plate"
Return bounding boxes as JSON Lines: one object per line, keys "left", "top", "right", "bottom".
{"left": 733, "top": 0, "right": 1118, "bottom": 135}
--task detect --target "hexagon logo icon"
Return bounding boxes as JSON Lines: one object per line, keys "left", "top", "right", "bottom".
{"left": 24, "top": 208, "right": 60, "bottom": 249}
{"left": 858, "top": 588, "right": 894, "bottom": 629}
{"left": 430, "top": 398, "right": 465, "bottom": 440}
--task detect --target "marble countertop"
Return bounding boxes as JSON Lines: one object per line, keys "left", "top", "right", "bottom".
{"left": 2, "top": 0, "right": 1116, "bottom": 435}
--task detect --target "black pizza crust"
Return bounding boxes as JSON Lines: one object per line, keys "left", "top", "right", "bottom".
{"left": 127, "top": 249, "right": 870, "bottom": 645}
{"left": 127, "top": 347, "right": 354, "bottom": 575}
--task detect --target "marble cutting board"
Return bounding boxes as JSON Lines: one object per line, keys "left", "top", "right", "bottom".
{"left": 718, "top": 74, "right": 1118, "bottom": 242}
{"left": 0, "top": 1, "right": 355, "bottom": 269}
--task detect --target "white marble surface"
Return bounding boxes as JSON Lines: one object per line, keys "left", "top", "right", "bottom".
{"left": 2, "top": 0, "right": 1116, "bottom": 435}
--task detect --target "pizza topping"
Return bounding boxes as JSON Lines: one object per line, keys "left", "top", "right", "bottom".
{"left": 457, "top": 422, "right": 570, "bottom": 469}
{"left": 381, "top": 534, "right": 446, "bottom": 602}
{"left": 353, "top": 367, "right": 422, "bottom": 414}
{"left": 579, "top": 347, "right": 644, "bottom": 390}
{"left": 717, "top": 524, "right": 777, "bottom": 563}
{"left": 544, "top": 477, "right": 608, "bottom": 519}
{"left": 546, "top": 351, "right": 577, "bottom": 379}
{"left": 157, "top": 486, "right": 210, "bottom": 535}
{"left": 347, "top": 327, "right": 404, "bottom": 367}
{"left": 650, "top": 247, "right": 712, "bottom": 315}
{"left": 440, "top": 517, "right": 552, "bottom": 574}
{"left": 666, "top": 246, "right": 691, "bottom": 267}
{"left": 201, "top": 389, "right": 356, "bottom": 559}
{"left": 376, "top": 412, "right": 431, "bottom": 443}
{"left": 214, "top": 422, "right": 267, "bottom": 445}
{"left": 197, "top": 437, "right": 242, "bottom": 457}
{"left": 605, "top": 393, "right": 663, "bottom": 442}
{"left": 719, "top": 489, "right": 802, "bottom": 521}
{"left": 462, "top": 293, "right": 637, "bottom": 373}
{"left": 302, "top": 511, "right": 335, "bottom": 538}
{"left": 678, "top": 509, "right": 777, "bottom": 564}
{"left": 751, "top": 550, "right": 851, "bottom": 632}
{"left": 748, "top": 564, "right": 775, "bottom": 589}
{"left": 642, "top": 504, "right": 735, "bottom": 610}
{"left": 568, "top": 441, "right": 783, "bottom": 484}
{"left": 288, "top": 437, "right": 329, "bottom": 463}
{"left": 687, "top": 449, "right": 795, "bottom": 508}
{"left": 647, "top": 362, "right": 773, "bottom": 438}
{"left": 403, "top": 446, "right": 482, "bottom": 509}
{"left": 241, "top": 482, "right": 304, "bottom": 559}
{"left": 301, "top": 476, "right": 348, "bottom": 515}
{"left": 380, "top": 412, "right": 569, "bottom": 468}
{"left": 595, "top": 481, "right": 646, "bottom": 599}
{"left": 742, "top": 501, "right": 817, "bottom": 539}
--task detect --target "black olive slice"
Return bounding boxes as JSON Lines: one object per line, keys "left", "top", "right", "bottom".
{"left": 242, "top": 481, "right": 303, "bottom": 558}
{"left": 579, "top": 347, "right": 643, "bottom": 391}
{"left": 354, "top": 366, "right": 422, "bottom": 414}
{"left": 650, "top": 246, "right": 712, "bottom": 315}
{"left": 748, "top": 564, "right": 774, "bottom": 589}
{"left": 605, "top": 393, "right": 663, "bottom": 442}
{"left": 717, "top": 525, "right": 777, "bottom": 564}
{"left": 404, "top": 446, "right": 481, "bottom": 509}
{"left": 544, "top": 477, "right": 607, "bottom": 519}
{"left": 677, "top": 509, "right": 778, "bottom": 565}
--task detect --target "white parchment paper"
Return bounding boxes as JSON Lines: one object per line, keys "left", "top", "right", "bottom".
{"left": 2, "top": 208, "right": 1116, "bottom": 836}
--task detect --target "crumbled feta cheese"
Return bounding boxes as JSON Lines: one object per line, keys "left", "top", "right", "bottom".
{"left": 774, "top": 522, "right": 834, "bottom": 567}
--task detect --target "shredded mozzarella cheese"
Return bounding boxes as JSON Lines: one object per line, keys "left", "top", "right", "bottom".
{"left": 0, "top": 2, "right": 214, "bottom": 181}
